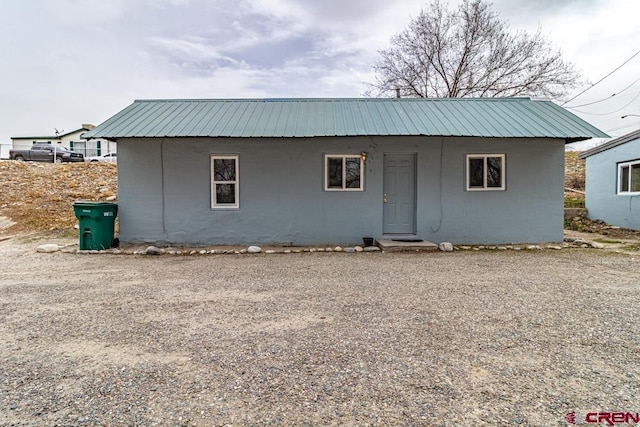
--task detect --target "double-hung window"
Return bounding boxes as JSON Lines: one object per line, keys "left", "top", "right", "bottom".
{"left": 466, "top": 154, "right": 505, "bottom": 191}
{"left": 618, "top": 160, "right": 640, "bottom": 194}
{"left": 324, "top": 155, "right": 364, "bottom": 191}
{"left": 211, "top": 155, "right": 239, "bottom": 209}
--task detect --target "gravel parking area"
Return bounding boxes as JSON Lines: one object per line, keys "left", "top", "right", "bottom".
{"left": 1, "top": 236, "right": 639, "bottom": 426}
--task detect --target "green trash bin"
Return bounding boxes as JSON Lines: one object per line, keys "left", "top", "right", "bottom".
{"left": 73, "top": 201, "right": 118, "bottom": 250}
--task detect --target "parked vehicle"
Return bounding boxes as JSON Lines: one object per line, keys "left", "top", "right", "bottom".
{"left": 85, "top": 152, "right": 117, "bottom": 163}
{"left": 9, "top": 144, "right": 84, "bottom": 163}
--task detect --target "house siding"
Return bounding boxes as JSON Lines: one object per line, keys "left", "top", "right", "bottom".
{"left": 584, "top": 137, "right": 640, "bottom": 230}
{"left": 117, "top": 136, "right": 564, "bottom": 245}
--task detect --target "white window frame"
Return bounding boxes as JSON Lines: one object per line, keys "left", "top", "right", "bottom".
{"left": 618, "top": 159, "right": 640, "bottom": 195}
{"left": 466, "top": 154, "right": 506, "bottom": 191}
{"left": 324, "top": 154, "right": 364, "bottom": 191}
{"left": 211, "top": 155, "right": 239, "bottom": 209}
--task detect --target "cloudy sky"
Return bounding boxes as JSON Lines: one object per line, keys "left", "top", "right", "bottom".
{"left": 1, "top": 0, "right": 638, "bottom": 152}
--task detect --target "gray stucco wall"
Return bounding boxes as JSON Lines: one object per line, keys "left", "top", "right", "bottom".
{"left": 117, "top": 136, "right": 565, "bottom": 245}
{"left": 584, "top": 138, "right": 640, "bottom": 230}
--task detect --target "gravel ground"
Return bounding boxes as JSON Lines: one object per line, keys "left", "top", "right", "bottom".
{"left": 1, "top": 236, "right": 639, "bottom": 426}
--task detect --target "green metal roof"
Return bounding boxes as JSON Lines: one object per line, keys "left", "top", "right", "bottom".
{"left": 83, "top": 98, "right": 608, "bottom": 143}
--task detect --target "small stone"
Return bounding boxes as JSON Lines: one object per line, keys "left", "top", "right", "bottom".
{"left": 344, "top": 247, "right": 356, "bottom": 253}
{"left": 190, "top": 250, "right": 197, "bottom": 255}
{"left": 176, "top": 250, "right": 183, "bottom": 255}
{"left": 364, "top": 246, "right": 381, "bottom": 252}
{"left": 36, "top": 243, "right": 61, "bottom": 253}
{"left": 292, "top": 249, "right": 302, "bottom": 253}
{"left": 247, "top": 246, "right": 262, "bottom": 253}
{"left": 547, "top": 245, "right": 562, "bottom": 250}
{"left": 460, "top": 246, "right": 471, "bottom": 250}
{"left": 309, "top": 248, "right": 316, "bottom": 253}
{"left": 488, "top": 246, "right": 497, "bottom": 250}
{"left": 167, "top": 250, "right": 176, "bottom": 255}
{"left": 354, "top": 246, "right": 363, "bottom": 252}
{"left": 580, "top": 244, "right": 589, "bottom": 248}
{"left": 477, "top": 245, "right": 485, "bottom": 250}
{"left": 497, "top": 246, "right": 507, "bottom": 250}
{"left": 317, "top": 248, "right": 325, "bottom": 252}
{"left": 145, "top": 246, "right": 164, "bottom": 255}
{"left": 334, "top": 246, "right": 343, "bottom": 252}
{"left": 590, "top": 242, "right": 605, "bottom": 249}
{"left": 438, "top": 242, "right": 454, "bottom": 252}
{"left": 472, "top": 247, "right": 480, "bottom": 251}
{"left": 239, "top": 249, "right": 247, "bottom": 254}
{"left": 112, "top": 249, "right": 122, "bottom": 255}
{"left": 265, "top": 250, "right": 276, "bottom": 254}
{"left": 105, "top": 195, "right": 117, "bottom": 201}
{"left": 199, "top": 249, "right": 207, "bottom": 255}
{"left": 325, "top": 248, "right": 334, "bottom": 252}
{"left": 513, "top": 246, "right": 521, "bottom": 251}
{"left": 303, "top": 248, "right": 311, "bottom": 252}
{"left": 284, "top": 249, "right": 292, "bottom": 254}
{"left": 526, "top": 245, "right": 541, "bottom": 250}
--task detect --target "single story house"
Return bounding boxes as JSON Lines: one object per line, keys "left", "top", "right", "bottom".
{"left": 579, "top": 128, "right": 640, "bottom": 230}
{"left": 83, "top": 98, "right": 606, "bottom": 246}
{"left": 11, "top": 124, "right": 116, "bottom": 157}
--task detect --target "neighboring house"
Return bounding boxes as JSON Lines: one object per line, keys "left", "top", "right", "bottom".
{"left": 11, "top": 124, "right": 116, "bottom": 157}
{"left": 83, "top": 98, "right": 606, "bottom": 246}
{"left": 579, "top": 129, "right": 640, "bottom": 231}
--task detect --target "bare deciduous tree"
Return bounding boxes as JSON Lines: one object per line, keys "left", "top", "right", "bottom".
{"left": 368, "top": 0, "right": 579, "bottom": 99}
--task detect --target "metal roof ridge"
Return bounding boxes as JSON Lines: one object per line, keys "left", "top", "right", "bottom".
{"left": 132, "top": 97, "right": 534, "bottom": 103}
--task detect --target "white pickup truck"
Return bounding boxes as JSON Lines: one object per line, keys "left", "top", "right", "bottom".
{"left": 85, "top": 152, "right": 117, "bottom": 163}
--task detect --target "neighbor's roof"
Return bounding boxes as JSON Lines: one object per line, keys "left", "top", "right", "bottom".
{"left": 82, "top": 98, "right": 608, "bottom": 143}
{"left": 12, "top": 127, "right": 91, "bottom": 140}
{"left": 579, "top": 128, "right": 640, "bottom": 159}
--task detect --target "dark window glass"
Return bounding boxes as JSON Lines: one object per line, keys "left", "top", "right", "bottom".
{"left": 214, "top": 159, "right": 235, "bottom": 181}
{"left": 486, "top": 157, "right": 502, "bottom": 187}
{"left": 631, "top": 165, "right": 640, "bottom": 192}
{"left": 216, "top": 184, "right": 235, "bottom": 204}
{"left": 469, "top": 158, "right": 484, "bottom": 187}
{"left": 345, "top": 157, "right": 361, "bottom": 189}
{"left": 620, "top": 166, "right": 630, "bottom": 192}
{"left": 328, "top": 157, "right": 343, "bottom": 188}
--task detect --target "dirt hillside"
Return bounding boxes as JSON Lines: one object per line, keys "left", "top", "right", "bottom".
{"left": 0, "top": 161, "right": 117, "bottom": 235}
{"left": 564, "top": 151, "right": 585, "bottom": 190}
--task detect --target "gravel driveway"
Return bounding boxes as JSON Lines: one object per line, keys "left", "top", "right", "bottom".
{"left": 1, "top": 236, "right": 639, "bottom": 426}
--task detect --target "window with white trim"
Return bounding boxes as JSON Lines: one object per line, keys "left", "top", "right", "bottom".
{"left": 466, "top": 154, "right": 505, "bottom": 191}
{"left": 324, "top": 155, "right": 364, "bottom": 191}
{"left": 618, "top": 160, "right": 640, "bottom": 194}
{"left": 211, "top": 155, "right": 239, "bottom": 209}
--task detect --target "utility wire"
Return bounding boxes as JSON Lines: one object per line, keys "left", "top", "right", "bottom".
{"left": 562, "top": 48, "right": 640, "bottom": 106}
{"left": 566, "top": 76, "right": 640, "bottom": 108}
{"left": 569, "top": 91, "right": 640, "bottom": 115}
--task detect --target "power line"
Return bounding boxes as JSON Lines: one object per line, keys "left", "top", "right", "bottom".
{"left": 569, "top": 91, "right": 640, "bottom": 115}
{"left": 562, "top": 48, "right": 640, "bottom": 106}
{"left": 604, "top": 120, "right": 640, "bottom": 134}
{"left": 565, "top": 76, "right": 640, "bottom": 108}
